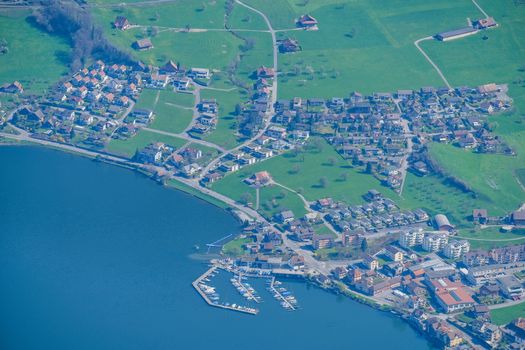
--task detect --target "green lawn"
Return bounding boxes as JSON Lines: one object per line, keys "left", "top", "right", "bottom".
{"left": 270, "top": 0, "right": 483, "bottom": 98}
{"left": 133, "top": 89, "right": 158, "bottom": 110}
{"left": 92, "top": 0, "right": 228, "bottom": 29}
{"left": 0, "top": 10, "right": 70, "bottom": 94}
{"left": 212, "top": 137, "right": 398, "bottom": 205}
{"left": 227, "top": 2, "right": 268, "bottom": 30}
{"left": 105, "top": 129, "right": 187, "bottom": 157}
{"left": 399, "top": 173, "right": 487, "bottom": 227}
{"left": 516, "top": 168, "right": 525, "bottom": 189}
{"left": 148, "top": 90, "right": 195, "bottom": 134}
{"left": 222, "top": 236, "right": 252, "bottom": 256}
{"left": 258, "top": 184, "right": 308, "bottom": 219}
{"left": 429, "top": 141, "right": 524, "bottom": 217}
{"left": 491, "top": 301, "right": 525, "bottom": 325}
{"left": 454, "top": 227, "right": 525, "bottom": 250}
{"left": 200, "top": 88, "right": 246, "bottom": 149}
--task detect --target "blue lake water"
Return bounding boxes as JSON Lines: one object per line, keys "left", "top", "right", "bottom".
{"left": 0, "top": 146, "right": 434, "bottom": 349}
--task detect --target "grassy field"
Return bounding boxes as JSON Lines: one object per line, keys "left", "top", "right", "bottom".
{"left": 258, "top": 184, "right": 308, "bottom": 219}
{"left": 200, "top": 88, "right": 246, "bottom": 149}
{"left": 491, "top": 301, "right": 525, "bottom": 325}
{"left": 455, "top": 227, "right": 525, "bottom": 250}
{"left": 105, "top": 129, "right": 187, "bottom": 157}
{"left": 228, "top": 2, "right": 268, "bottom": 30}
{"left": 420, "top": 0, "right": 525, "bottom": 90}
{"left": 399, "top": 173, "right": 488, "bottom": 227}
{"left": 92, "top": 1, "right": 228, "bottom": 29}
{"left": 222, "top": 236, "right": 251, "bottom": 256}
{"left": 148, "top": 90, "right": 194, "bottom": 134}
{"left": 243, "top": 0, "right": 485, "bottom": 98}
{"left": 212, "top": 137, "right": 398, "bottom": 205}
{"left": 0, "top": 10, "right": 70, "bottom": 94}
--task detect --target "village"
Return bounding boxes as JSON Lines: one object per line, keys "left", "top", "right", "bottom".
{"left": 0, "top": 9, "right": 524, "bottom": 349}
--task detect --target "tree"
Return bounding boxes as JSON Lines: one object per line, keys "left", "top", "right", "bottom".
{"left": 278, "top": 190, "right": 287, "bottom": 199}
{"left": 360, "top": 238, "right": 368, "bottom": 252}
{"left": 327, "top": 157, "right": 336, "bottom": 166}
{"left": 289, "top": 164, "right": 300, "bottom": 174}
{"left": 240, "top": 192, "right": 253, "bottom": 205}
{"left": 234, "top": 103, "right": 242, "bottom": 115}
{"left": 339, "top": 172, "right": 349, "bottom": 182}
{"left": 319, "top": 176, "right": 329, "bottom": 188}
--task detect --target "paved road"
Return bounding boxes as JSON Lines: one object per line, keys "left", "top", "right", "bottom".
{"left": 414, "top": 37, "right": 452, "bottom": 89}
{"left": 142, "top": 127, "right": 227, "bottom": 152}
{"left": 471, "top": 0, "right": 489, "bottom": 18}
{"left": 397, "top": 104, "right": 413, "bottom": 196}
{"left": 199, "top": 0, "right": 279, "bottom": 177}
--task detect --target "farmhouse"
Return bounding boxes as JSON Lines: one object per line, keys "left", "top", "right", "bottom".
{"left": 472, "top": 209, "right": 488, "bottom": 224}
{"left": 244, "top": 171, "right": 272, "bottom": 186}
{"left": 435, "top": 27, "right": 478, "bottom": 41}
{"left": 0, "top": 81, "right": 23, "bottom": 94}
{"left": 113, "top": 16, "right": 131, "bottom": 30}
{"left": 296, "top": 14, "right": 318, "bottom": 29}
{"left": 160, "top": 60, "right": 179, "bottom": 74}
{"left": 133, "top": 38, "right": 154, "bottom": 51}
{"left": 512, "top": 207, "right": 525, "bottom": 225}
{"left": 255, "top": 66, "right": 275, "bottom": 79}
{"left": 473, "top": 17, "right": 498, "bottom": 30}
{"left": 278, "top": 38, "right": 301, "bottom": 53}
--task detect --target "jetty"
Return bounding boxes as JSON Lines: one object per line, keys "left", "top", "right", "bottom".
{"left": 192, "top": 266, "right": 259, "bottom": 315}
{"left": 268, "top": 277, "right": 297, "bottom": 311}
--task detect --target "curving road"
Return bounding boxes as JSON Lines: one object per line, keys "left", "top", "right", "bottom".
{"left": 199, "top": 0, "right": 279, "bottom": 178}
{"left": 414, "top": 37, "right": 452, "bottom": 89}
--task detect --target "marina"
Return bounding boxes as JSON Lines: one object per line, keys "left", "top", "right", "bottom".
{"left": 192, "top": 262, "right": 300, "bottom": 315}
{"left": 192, "top": 266, "right": 259, "bottom": 315}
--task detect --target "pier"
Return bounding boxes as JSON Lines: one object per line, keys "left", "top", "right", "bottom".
{"left": 192, "top": 266, "right": 259, "bottom": 315}
{"left": 268, "top": 277, "right": 297, "bottom": 311}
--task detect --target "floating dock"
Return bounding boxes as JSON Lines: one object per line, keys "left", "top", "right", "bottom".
{"left": 192, "top": 266, "right": 259, "bottom": 315}
{"left": 268, "top": 277, "right": 297, "bottom": 311}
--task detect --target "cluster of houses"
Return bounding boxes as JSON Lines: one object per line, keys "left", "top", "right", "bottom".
{"left": 402, "top": 84, "right": 513, "bottom": 156}
{"left": 134, "top": 141, "right": 209, "bottom": 178}
{"left": 272, "top": 92, "right": 409, "bottom": 190}
{"left": 229, "top": 223, "right": 306, "bottom": 271}
{"left": 6, "top": 58, "right": 216, "bottom": 150}
{"left": 472, "top": 206, "right": 525, "bottom": 228}
{"left": 327, "top": 243, "right": 525, "bottom": 349}
{"left": 201, "top": 136, "right": 294, "bottom": 185}
{"left": 10, "top": 60, "right": 145, "bottom": 147}
{"left": 190, "top": 98, "right": 217, "bottom": 135}
{"left": 268, "top": 83, "right": 512, "bottom": 191}
{"left": 318, "top": 189, "right": 430, "bottom": 234}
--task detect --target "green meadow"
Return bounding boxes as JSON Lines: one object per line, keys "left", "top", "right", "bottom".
{"left": 0, "top": 10, "right": 70, "bottom": 94}
{"left": 148, "top": 90, "right": 195, "bottom": 134}
{"left": 92, "top": 1, "right": 228, "bottom": 30}
{"left": 491, "top": 301, "right": 525, "bottom": 326}
{"left": 248, "top": 0, "right": 484, "bottom": 98}
{"left": 212, "top": 137, "right": 398, "bottom": 205}
{"left": 200, "top": 88, "right": 246, "bottom": 149}
{"left": 106, "top": 129, "right": 187, "bottom": 158}
{"left": 455, "top": 227, "right": 525, "bottom": 250}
